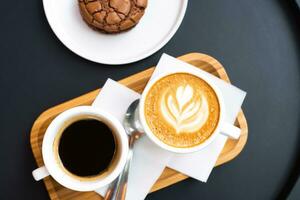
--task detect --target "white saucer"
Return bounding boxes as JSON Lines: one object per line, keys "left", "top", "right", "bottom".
{"left": 43, "top": 0, "right": 188, "bottom": 65}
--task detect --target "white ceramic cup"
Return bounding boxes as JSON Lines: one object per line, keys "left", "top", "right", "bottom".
{"left": 32, "top": 106, "right": 129, "bottom": 192}
{"left": 139, "top": 69, "right": 241, "bottom": 154}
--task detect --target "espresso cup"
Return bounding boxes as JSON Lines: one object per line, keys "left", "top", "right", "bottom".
{"left": 139, "top": 68, "right": 241, "bottom": 154}
{"left": 32, "top": 106, "right": 129, "bottom": 191}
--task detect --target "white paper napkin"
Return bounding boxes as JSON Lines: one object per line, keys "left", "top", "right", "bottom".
{"left": 156, "top": 54, "right": 246, "bottom": 182}
{"left": 92, "top": 79, "right": 173, "bottom": 200}
{"left": 93, "top": 54, "right": 246, "bottom": 200}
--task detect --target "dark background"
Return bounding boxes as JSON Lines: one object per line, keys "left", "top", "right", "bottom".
{"left": 0, "top": 0, "right": 300, "bottom": 199}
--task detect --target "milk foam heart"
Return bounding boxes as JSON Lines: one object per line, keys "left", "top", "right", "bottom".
{"left": 160, "top": 85, "right": 209, "bottom": 133}
{"left": 144, "top": 73, "right": 220, "bottom": 148}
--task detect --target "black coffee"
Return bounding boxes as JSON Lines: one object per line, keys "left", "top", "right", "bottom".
{"left": 58, "top": 119, "right": 116, "bottom": 177}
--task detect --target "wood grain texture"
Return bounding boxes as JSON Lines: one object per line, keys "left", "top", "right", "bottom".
{"left": 30, "top": 53, "right": 248, "bottom": 200}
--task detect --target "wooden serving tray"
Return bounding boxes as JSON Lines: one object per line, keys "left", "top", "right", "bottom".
{"left": 30, "top": 53, "right": 248, "bottom": 200}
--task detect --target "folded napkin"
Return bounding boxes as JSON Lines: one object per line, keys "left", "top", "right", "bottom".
{"left": 157, "top": 54, "right": 246, "bottom": 181}
{"left": 93, "top": 54, "right": 246, "bottom": 200}
{"left": 93, "top": 79, "right": 173, "bottom": 200}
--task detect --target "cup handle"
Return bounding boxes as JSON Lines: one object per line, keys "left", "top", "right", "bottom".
{"left": 32, "top": 166, "right": 50, "bottom": 181}
{"left": 220, "top": 122, "right": 241, "bottom": 139}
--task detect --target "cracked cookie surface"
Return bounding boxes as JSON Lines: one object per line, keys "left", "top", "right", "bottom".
{"left": 79, "top": 0, "right": 147, "bottom": 33}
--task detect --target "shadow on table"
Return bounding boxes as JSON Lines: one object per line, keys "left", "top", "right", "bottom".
{"left": 276, "top": 1, "right": 300, "bottom": 199}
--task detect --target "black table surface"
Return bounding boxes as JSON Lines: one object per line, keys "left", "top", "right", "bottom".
{"left": 1, "top": 0, "right": 300, "bottom": 199}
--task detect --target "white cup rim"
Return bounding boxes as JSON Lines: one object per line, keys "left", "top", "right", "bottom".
{"left": 42, "top": 106, "right": 129, "bottom": 191}
{"left": 139, "top": 70, "right": 226, "bottom": 154}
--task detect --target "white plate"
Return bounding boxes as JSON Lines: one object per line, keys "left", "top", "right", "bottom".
{"left": 43, "top": 0, "right": 188, "bottom": 65}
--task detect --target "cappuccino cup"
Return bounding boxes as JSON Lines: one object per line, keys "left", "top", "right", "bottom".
{"left": 32, "top": 106, "right": 129, "bottom": 191}
{"left": 139, "top": 68, "right": 241, "bottom": 153}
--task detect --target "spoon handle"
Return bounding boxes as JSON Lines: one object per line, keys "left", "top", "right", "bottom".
{"left": 105, "top": 136, "right": 135, "bottom": 200}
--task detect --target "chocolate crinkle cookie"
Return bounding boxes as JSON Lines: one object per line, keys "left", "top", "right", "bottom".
{"left": 79, "top": 0, "right": 148, "bottom": 33}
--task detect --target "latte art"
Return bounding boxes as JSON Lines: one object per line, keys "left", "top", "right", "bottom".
{"left": 144, "top": 73, "right": 220, "bottom": 148}
{"left": 161, "top": 85, "right": 209, "bottom": 133}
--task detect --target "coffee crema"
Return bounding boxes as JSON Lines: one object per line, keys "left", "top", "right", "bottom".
{"left": 144, "top": 73, "right": 220, "bottom": 148}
